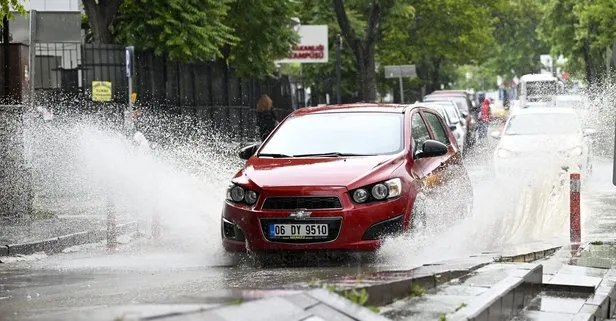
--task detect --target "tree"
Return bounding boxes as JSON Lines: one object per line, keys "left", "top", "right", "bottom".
{"left": 333, "top": 0, "right": 412, "bottom": 102}
{"left": 484, "top": 0, "right": 549, "bottom": 80}
{"left": 115, "top": 0, "right": 237, "bottom": 62}
{"left": 0, "top": 0, "right": 26, "bottom": 25}
{"left": 82, "top": 0, "right": 123, "bottom": 44}
{"left": 224, "top": 0, "right": 299, "bottom": 77}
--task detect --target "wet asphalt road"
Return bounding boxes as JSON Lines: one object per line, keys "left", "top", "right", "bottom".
{"left": 1, "top": 151, "right": 613, "bottom": 321}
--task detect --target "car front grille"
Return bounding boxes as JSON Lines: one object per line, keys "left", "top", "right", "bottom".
{"left": 261, "top": 197, "right": 342, "bottom": 210}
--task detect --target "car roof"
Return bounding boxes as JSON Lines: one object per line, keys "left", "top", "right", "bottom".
{"left": 426, "top": 92, "right": 467, "bottom": 97}
{"left": 431, "top": 90, "right": 472, "bottom": 95}
{"left": 511, "top": 107, "right": 578, "bottom": 116}
{"left": 290, "top": 103, "right": 411, "bottom": 116}
{"left": 520, "top": 74, "right": 557, "bottom": 82}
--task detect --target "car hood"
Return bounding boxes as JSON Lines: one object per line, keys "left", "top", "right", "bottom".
{"left": 240, "top": 155, "right": 401, "bottom": 187}
{"left": 498, "top": 134, "right": 582, "bottom": 153}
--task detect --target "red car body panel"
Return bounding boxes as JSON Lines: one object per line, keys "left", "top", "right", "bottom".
{"left": 221, "top": 103, "right": 464, "bottom": 253}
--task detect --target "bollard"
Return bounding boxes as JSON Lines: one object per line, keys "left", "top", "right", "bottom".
{"left": 106, "top": 196, "right": 118, "bottom": 251}
{"left": 570, "top": 173, "right": 581, "bottom": 253}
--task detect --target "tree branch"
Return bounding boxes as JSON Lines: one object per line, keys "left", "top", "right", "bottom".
{"left": 333, "top": 0, "right": 362, "bottom": 52}
{"left": 365, "top": 1, "right": 383, "bottom": 47}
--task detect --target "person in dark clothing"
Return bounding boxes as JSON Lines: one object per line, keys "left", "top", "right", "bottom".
{"left": 256, "top": 95, "right": 279, "bottom": 141}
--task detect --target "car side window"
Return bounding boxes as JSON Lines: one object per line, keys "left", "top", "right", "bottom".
{"left": 411, "top": 113, "right": 430, "bottom": 153}
{"left": 423, "top": 112, "right": 450, "bottom": 145}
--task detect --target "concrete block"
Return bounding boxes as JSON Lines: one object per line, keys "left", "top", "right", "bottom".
{"left": 7, "top": 237, "right": 59, "bottom": 256}
{"left": 0, "top": 245, "right": 7, "bottom": 256}
{"left": 306, "top": 303, "right": 355, "bottom": 321}
{"left": 306, "top": 289, "right": 390, "bottom": 321}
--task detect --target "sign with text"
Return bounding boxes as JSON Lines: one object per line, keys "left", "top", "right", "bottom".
{"left": 276, "top": 25, "right": 328, "bottom": 64}
{"left": 92, "top": 81, "right": 112, "bottom": 102}
{"left": 384, "top": 65, "right": 416, "bottom": 78}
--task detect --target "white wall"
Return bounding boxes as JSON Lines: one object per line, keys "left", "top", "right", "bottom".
{"left": 24, "top": 0, "right": 80, "bottom": 12}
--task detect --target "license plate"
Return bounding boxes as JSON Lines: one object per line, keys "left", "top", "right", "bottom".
{"left": 269, "top": 224, "right": 328, "bottom": 239}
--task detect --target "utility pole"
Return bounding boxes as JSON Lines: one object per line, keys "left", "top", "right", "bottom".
{"left": 335, "top": 34, "right": 342, "bottom": 104}
{"left": 3, "top": 17, "right": 10, "bottom": 101}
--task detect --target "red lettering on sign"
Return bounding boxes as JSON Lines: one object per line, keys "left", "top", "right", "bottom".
{"left": 287, "top": 45, "right": 325, "bottom": 60}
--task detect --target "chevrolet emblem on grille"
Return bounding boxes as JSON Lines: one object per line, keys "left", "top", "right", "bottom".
{"left": 289, "top": 209, "right": 312, "bottom": 219}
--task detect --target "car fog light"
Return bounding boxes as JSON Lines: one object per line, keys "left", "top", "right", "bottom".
{"left": 245, "top": 190, "right": 258, "bottom": 205}
{"left": 353, "top": 188, "right": 369, "bottom": 203}
{"left": 372, "top": 184, "right": 388, "bottom": 200}
{"left": 230, "top": 186, "right": 245, "bottom": 202}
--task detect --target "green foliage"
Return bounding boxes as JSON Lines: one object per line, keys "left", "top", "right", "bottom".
{"left": 0, "top": 0, "right": 26, "bottom": 25}
{"left": 455, "top": 302, "right": 467, "bottom": 312}
{"left": 439, "top": 314, "right": 448, "bottom": 321}
{"left": 226, "top": 0, "right": 299, "bottom": 77}
{"left": 115, "top": 0, "right": 238, "bottom": 62}
{"left": 484, "top": 0, "right": 549, "bottom": 79}
{"left": 408, "top": 284, "right": 425, "bottom": 297}
{"left": 114, "top": 0, "right": 298, "bottom": 76}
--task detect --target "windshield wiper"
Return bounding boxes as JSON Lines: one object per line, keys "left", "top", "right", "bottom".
{"left": 258, "top": 153, "right": 293, "bottom": 158}
{"left": 293, "top": 152, "right": 369, "bottom": 157}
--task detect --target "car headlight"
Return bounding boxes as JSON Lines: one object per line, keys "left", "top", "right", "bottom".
{"left": 496, "top": 148, "right": 514, "bottom": 158}
{"left": 350, "top": 178, "right": 402, "bottom": 204}
{"left": 226, "top": 184, "right": 259, "bottom": 205}
{"left": 565, "top": 146, "right": 583, "bottom": 156}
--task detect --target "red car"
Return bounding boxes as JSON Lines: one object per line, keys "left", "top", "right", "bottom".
{"left": 221, "top": 103, "right": 473, "bottom": 255}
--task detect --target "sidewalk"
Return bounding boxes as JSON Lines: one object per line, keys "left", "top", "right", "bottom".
{"left": 1, "top": 193, "right": 138, "bottom": 257}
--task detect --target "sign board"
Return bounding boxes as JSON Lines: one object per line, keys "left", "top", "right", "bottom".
{"left": 125, "top": 46, "right": 134, "bottom": 78}
{"left": 384, "top": 65, "right": 416, "bottom": 78}
{"left": 92, "top": 81, "right": 112, "bottom": 102}
{"left": 276, "top": 25, "right": 328, "bottom": 64}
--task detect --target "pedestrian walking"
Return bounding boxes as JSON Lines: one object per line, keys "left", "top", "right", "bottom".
{"left": 256, "top": 95, "right": 279, "bottom": 141}
{"left": 478, "top": 98, "right": 491, "bottom": 141}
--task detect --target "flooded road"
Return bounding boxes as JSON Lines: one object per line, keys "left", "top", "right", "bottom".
{"left": 1, "top": 143, "right": 599, "bottom": 321}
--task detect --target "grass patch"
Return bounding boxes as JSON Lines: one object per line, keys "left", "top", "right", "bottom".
{"left": 229, "top": 298, "right": 243, "bottom": 305}
{"left": 408, "top": 284, "right": 425, "bottom": 297}
{"left": 455, "top": 303, "right": 467, "bottom": 312}
{"left": 309, "top": 278, "right": 380, "bottom": 313}
{"left": 590, "top": 241, "right": 604, "bottom": 245}
{"left": 439, "top": 314, "right": 447, "bottom": 321}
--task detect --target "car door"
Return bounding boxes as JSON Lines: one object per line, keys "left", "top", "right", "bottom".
{"left": 409, "top": 110, "right": 443, "bottom": 189}
{"left": 422, "top": 110, "right": 459, "bottom": 187}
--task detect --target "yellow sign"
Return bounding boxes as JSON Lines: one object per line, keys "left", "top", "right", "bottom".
{"left": 92, "top": 81, "right": 112, "bottom": 102}
{"left": 131, "top": 92, "right": 137, "bottom": 104}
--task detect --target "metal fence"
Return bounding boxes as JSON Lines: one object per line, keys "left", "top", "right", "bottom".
{"left": 31, "top": 43, "right": 297, "bottom": 140}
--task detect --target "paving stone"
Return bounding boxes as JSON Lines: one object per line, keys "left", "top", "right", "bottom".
{"left": 512, "top": 310, "right": 578, "bottom": 321}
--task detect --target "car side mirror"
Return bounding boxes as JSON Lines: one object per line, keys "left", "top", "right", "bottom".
{"left": 490, "top": 131, "right": 501, "bottom": 139}
{"left": 239, "top": 143, "right": 260, "bottom": 160}
{"left": 461, "top": 112, "right": 468, "bottom": 118}
{"left": 449, "top": 125, "right": 457, "bottom": 131}
{"left": 583, "top": 128, "right": 596, "bottom": 137}
{"left": 414, "top": 140, "right": 448, "bottom": 159}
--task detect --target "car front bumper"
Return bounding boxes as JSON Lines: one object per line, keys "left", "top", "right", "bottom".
{"left": 221, "top": 188, "right": 410, "bottom": 253}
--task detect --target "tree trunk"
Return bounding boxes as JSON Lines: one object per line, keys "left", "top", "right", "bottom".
{"left": 333, "top": 0, "right": 382, "bottom": 103}
{"left": 82, "top": 0, "right": 122, "bottom": 44}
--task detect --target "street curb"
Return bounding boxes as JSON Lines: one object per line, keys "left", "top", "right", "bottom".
{"left": 573, "top": 268, "right": 616, "bottom": 321}
{"left": 2, "top": 221, "right": 138, "bottom": 257}
{"left": 448, "top": 264, "right": 544, "bottom": 321}
{"left": 496, "top": 246, "right": 561, "bottom": 263}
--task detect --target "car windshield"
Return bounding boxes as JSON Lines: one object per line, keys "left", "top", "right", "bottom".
{"left": 526, "top": 81, "right": 557, "bottom": 96}
{"left": 504, "top": 113, "right": 581, "bottom": 136}
{"left": 425, "top": 96, "right": 469, "bottom": 114}
{"left": 429, "top": 102, "right": 461, "bottom": 123}
{"left": 259, "top": 112, "right": 404, "bottom": 157}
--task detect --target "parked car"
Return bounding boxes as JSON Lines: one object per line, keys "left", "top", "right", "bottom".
{"left": 420, "top": 101, "right": 466, "bottom": 154}
{"left": 221, "top": 103, "right": 473, "bottom": 257}
{"left": 424, "top": 91, "right": 479, "bottom": 149}
{"left": 490, "top": 108, "right": 595, "bottom": 179}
